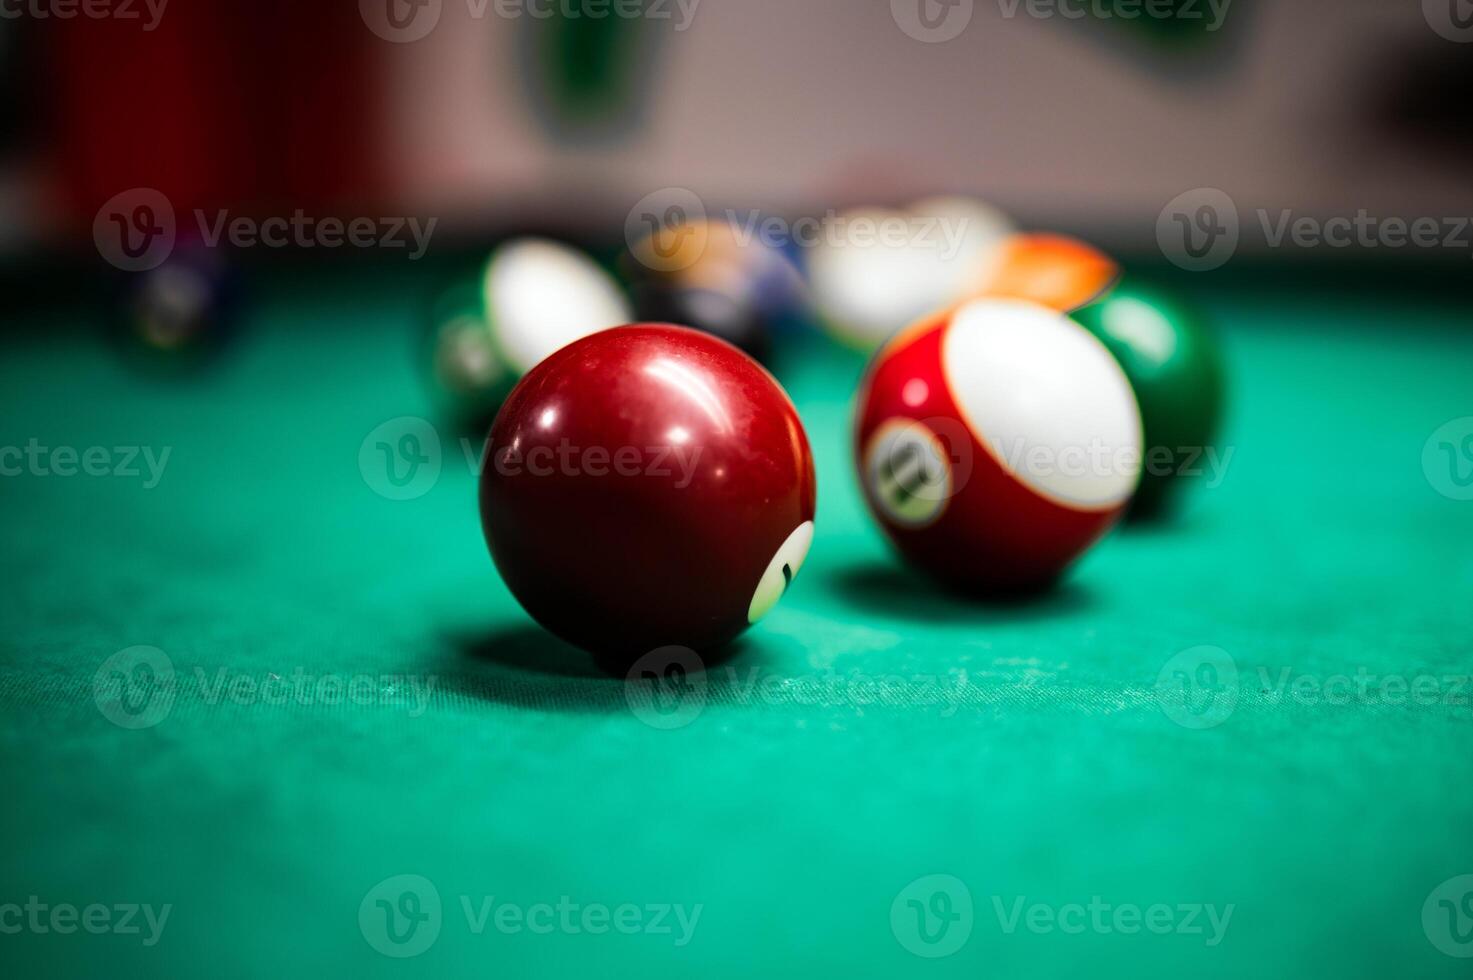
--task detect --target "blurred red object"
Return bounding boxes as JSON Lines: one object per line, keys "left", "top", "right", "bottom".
{"left": 45, "top": 3, "right": 384, "bottom": 237}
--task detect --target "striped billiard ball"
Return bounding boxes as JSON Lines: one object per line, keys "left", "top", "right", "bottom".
{"left": 855, "top": 297, "right": 1142, "bottom": 592}
{"left": 968, "top": 233, "right": 1121, "bottom": 314}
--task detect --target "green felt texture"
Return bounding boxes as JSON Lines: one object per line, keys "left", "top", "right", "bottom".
{"left": 1, "top": 266, "right": 1471, "bottom": 979}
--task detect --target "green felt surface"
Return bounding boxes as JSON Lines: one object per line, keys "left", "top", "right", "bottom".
{"left": 2, "top": 267, "right": 1471, "bottom": 979}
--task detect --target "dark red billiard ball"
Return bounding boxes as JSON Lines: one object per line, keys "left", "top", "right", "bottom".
{"left": 480, "top": 324, "right": 816, "bottom": 661}
{"left": 854, "top": 297, "right": 1141, "bottom": 593}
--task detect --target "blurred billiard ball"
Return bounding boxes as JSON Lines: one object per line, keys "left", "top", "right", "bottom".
{"left": 480, "top": 324, "right": 816, "bottom": 663}
{"left": 808, "top": 196, "right": 1014, "bottom": 351}
{"left": 421, "top": 278, "right": 514, "bottom": 434}
{"left": 621, "top": 218, "right": 803, "bottom": 363}
{"left": 110, "top": 243, "right": 240, "bottom": 372}
{"left": 423, "top": 237, "right": 632, "bottom": 431}
{"left": 628, "top": 280, "right": 770, "bottom": 364}
{"left": 482, "top": 237, "right": 632, "bottom": 376}
{"left": 855, "top": 297, "right": 1141, "bottom": 592}
{"left": 967, "top": 233, "right": 1120, "bottom": 313}
{"left": 1071, "top": 280, "right": 1226, "bottom": 518}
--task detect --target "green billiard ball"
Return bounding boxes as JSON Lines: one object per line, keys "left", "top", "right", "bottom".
{"left": 422, "top": 279, "right": 514, "bottom": 434}
{"left": 423, "top": 239, "right": 633, "bottom": 433}
{"left": 1071, "top": 280, "right": 1226, "bottom": 517}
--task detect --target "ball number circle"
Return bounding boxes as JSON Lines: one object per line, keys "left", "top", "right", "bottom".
{"left": 480, "top": 325, "right": 817, "bottom": 660}
{"left": 747, "top": 520, "right": 815, "bottom": 624}
{"left": 855, "top": 299, "right": 1142, "bottom": 591}
{"left": 862, "top": 418, "right": 958, "bottom": 528}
